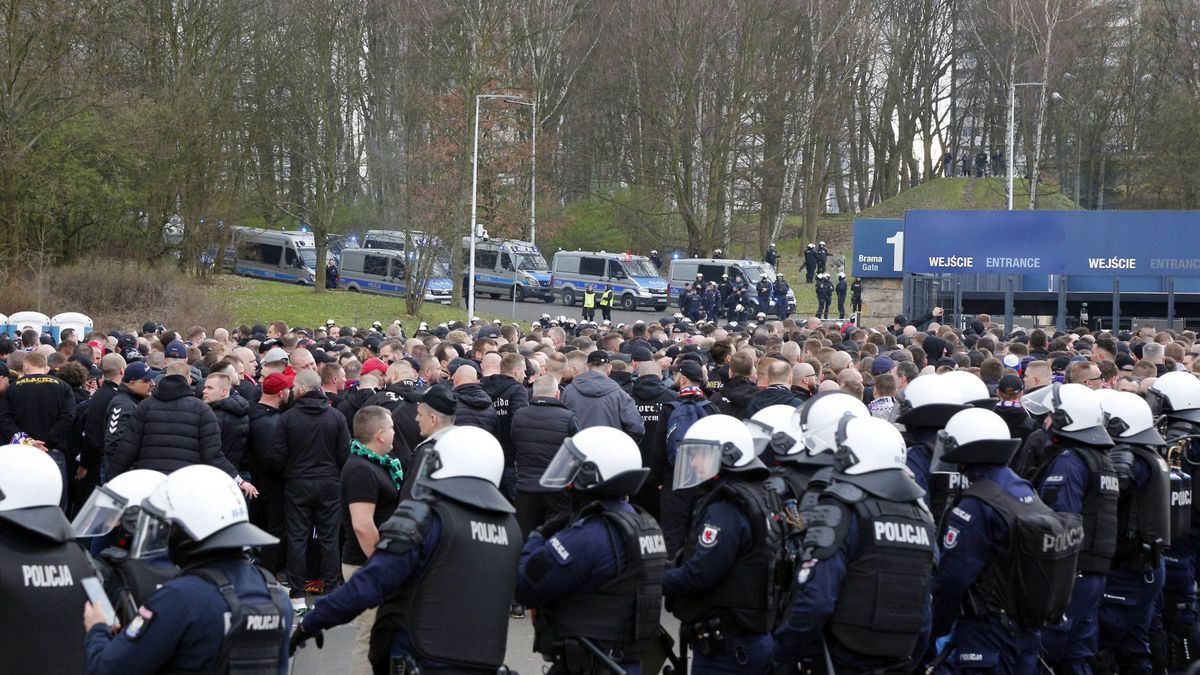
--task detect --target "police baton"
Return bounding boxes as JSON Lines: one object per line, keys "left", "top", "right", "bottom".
{"left": 924, "top": 638, "right": 954, "bottom": 675}
{"left": 654, "top": 626, "right": 685, "bottom": 674}
{"left": 577, "top": 637, "right": 626, "bottom": 675}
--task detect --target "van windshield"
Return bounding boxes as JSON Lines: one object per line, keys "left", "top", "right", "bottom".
{"left": 299, "top": 248, "right": 317, "bottom": 269}
{"left": 743, "top": 265, "right": 773, "bottom": 283}
{"left": 516, "top": 254, "right": 548, "bottom": 271}
{"left": 623, "top": 259, "right": 659, "bottom": 278}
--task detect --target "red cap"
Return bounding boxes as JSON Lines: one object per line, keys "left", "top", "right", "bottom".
{"left": 87, "top": 339, "right": 106, "bottom": 356}
{"left": 262, "top": 371, "right": 295, "bottom": 396}
{"left": 361, "top": 357, "right": 388, "bottom": 377}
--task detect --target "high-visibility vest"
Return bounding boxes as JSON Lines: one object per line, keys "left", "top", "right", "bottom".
{"left": 599, "top": 290, "right": 614, "bottom": 307}
{"left": 583, "top": 291, "right": 596, "bottom": 308}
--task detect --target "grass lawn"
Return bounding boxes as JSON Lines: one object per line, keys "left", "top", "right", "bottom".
{"left": 216, "top": 275, "right": 493, "bottom": 329}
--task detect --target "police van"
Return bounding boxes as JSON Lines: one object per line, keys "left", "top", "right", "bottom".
{"left": 668, "top": 258, "right": 796, "bottom": 313}
{"left": 462, "top": 237, "right": 554, "bottom": 303}
{"left": 550, "top": 251, "right": 670, "bottom": 312}
{"left": 338, "top": 248, "right": 453, "bottom": 304}
{"left": 231, "top": 227, "right": 320, "bottom": 284}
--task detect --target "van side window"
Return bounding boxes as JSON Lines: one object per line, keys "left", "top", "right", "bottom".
{"left": 476, "top": 250, "right": 498, "bottom": 270}
{"left": 391, "top": 259, "right": 406, "bottom": 278}
{"left": 607, "top": 260, "right": 626, "bottom": 279}
{"left": 579, "top": 257, "right": 605, "bottom": 277}
{"left": 698, "top": 263, "right": 724, "bottom": 281}
{"left": 556, "top": 256, "right": 580, "bottom": 274}
{"left": 285, "top": 248, "right": 298, "bottom": 266}
{"left": 256, "top": 244, "right": 282, "bottom": 266}
{"left": 500, "top": 253, "right": 512, "bottom": 271}
{"left": 364, "top": 255, "right": 389, "bottom": 277}
{"left": 673, "top": 262, "right": 697, "bottom": 280}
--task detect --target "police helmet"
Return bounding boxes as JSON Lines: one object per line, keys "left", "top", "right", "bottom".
{"left": 674, "top": 414, "right": 766, "bottom": 490}
{"left": 72, "top": 469, "right": 166, "bottom": 539}
{"left": 540, "top": 427, "right": 647, "bottom": 497}
{"left": 1147, "top": 371, "right": 1200, "bottom": 425}
{"left": 794, "top": 391, "right": 869, "bottom": 457}
{"left": 131, "top": 465, "right": 275, "bottom": 563}
{"left": 0, "top": 444, "right": 73, "bottom": 540}
{"left": 411, "top": 426, "right": 512, "bottom": 512}
{"left": 942, "top": 370, "right": 994, "bottom": 407}
{"left": 895, "top": 374, "right": 968, "bottom": 428}
{"left": 937, "top": 408, "right": 1020, "bottom": 465}
{"left": 1096, "top": 389, "right": 1165, "bottom": 447}
{"left": 832, "top": 416, "right": 909, "bottom": 476}
{"left": 1032, "top": 382, "right": 1114, "bottom": 447}
{"left": 746, "top": 405, "right": 803, "bottom": 459}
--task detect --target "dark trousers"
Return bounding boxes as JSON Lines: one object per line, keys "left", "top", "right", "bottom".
{"left": 601, "top": 305, "right": 612, "bottom": 321}
{"left": 285, "top": 478, "right": 341, "bottom": 596}
{"left": 816, "top": 297, "right": 829, "bottom": 319}
{"left": 515, "top": 490, "right": 573, "bottom": 539}
{"left": 804, "top": 265, "right": 814, "bottom": 283}
{"left": 851, "top": 296, "right": 862, "bottom": 314}
{"left": 253, "top": 474, "right": 288, "bottom": 574}
{"left": 837, "top": 293, "right": 846, "bottom": 319}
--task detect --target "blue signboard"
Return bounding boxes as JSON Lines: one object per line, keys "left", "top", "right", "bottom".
{"left": 851, "top": 218, "right": 905, "bottom": 278}
{"left": 903, "top": 210, "right": 1200, "bottom": 278}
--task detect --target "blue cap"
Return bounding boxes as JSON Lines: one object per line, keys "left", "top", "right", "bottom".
{"left": 124, "top": 362, "right": 155, "bottom": 382}
{"left": 164, "top": 340, "right": 188, "bottom": 359}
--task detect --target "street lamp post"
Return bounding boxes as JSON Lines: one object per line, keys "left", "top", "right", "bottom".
{"left": 1007, "top": 70, "right": 1046, "bottom": 211}
{"left": 469, "top": 94, "right": 536, "bottom": 324}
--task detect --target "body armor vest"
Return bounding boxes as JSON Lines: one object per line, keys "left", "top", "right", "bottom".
{"left": 536, "top": 502, "right": 666, "bottom": 663}
{"left": 0, "top": 526, "right": 92, "bottom": 674}
{"left": 1075, "top": 446, "right": 1120, "bottom": 573}
{"left": 185, "top": 564, "right": 290, "bottom": 675}
{"left": 101, "top": 547, "right": 180, "bottom": 625}
{"left": 1111, "top": 446, "right": 1171, "bottom": 569}
{"left": 672, "top": 480, "right": 783, "bottom": 634}
{"left": 1170, "top": 465, "right": 1192, "bottom": 542}
{"left": 373, "top": 498, "right": 521, "bottom": 669}
{"left": 820, "top": 487, "right": 935, "bottom": 661}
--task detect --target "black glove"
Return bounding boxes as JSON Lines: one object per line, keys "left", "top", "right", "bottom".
{"left": 288, "top": 624, "right": 325, "bottom": 656}
{"left": 535, "top": 512, "right": 571, "bottom": 539}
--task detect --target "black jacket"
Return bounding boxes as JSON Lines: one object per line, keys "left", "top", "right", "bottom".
{"left": 336, "top": 386, "right": 378, "bottom": 436}
{"left": 453, "top": 383, "right": 496, "bottom": 434}
{"left": 709, "top": 376, "right": 759, "bottom": 420}
{"left": 744, "top": 385, "right": 805, "bottom": 418}
{"left": 83, "top": 380, "right": 120, "bottom": 471}
{"left": 631, "top": 375, "right": 677, "bottom": 464}
{"left": 210, "top": 395, "right": 250, "bottom": 472}
{"left": 109, "top": 374, "right": 235, "bottom": 478}
{"left": 102, "top": 385, "right": 147, "bottom": 469}
{"left": 389, "top": 388, "right": 426, "bottom": 466}
{"left": 247, "top": 401, "right": 282, "bottom": 476}
{"left": 610, "top": 371, "right": 634, "bottom": 395}
{"left": 480, "top": 374, "right": 530, "bottom": 465}
{"left": 0, "top": 373, "right": 76, "bottom": 449}
{"left": 271, "top": 391, "right": 350, "bottom": 482}
{"left": 366, "top": 382, "right": 419, "bottom": 413}
{"left": 510, "top": 397, "right": 580, "bottom": 492}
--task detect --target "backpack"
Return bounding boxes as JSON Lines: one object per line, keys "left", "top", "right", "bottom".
{"left": 664, "top": 398, "right": 712, "bottom": 466}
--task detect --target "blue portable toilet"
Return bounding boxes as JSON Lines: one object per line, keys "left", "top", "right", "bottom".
{"left": 9, "top": 311, "right": 51, "bottom": 343}
{"left": 51, "top": 312, "right": 94, "bottom": 343}
{"left": 0, "top": 314, "right": 8, "bottom": 338}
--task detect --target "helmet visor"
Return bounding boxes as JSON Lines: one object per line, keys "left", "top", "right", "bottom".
{"left": 540, "top": 440, "right": 585, "bottom": 490}
{"left": 70, "top": 486, "right": 127, "bottom": 538}
{"left": 129, "top": 508, "right": 171, "bottom": 559}
{"left": 673, "top": 439, "right": 722, "bottom": 490}
{"left": 746, "top": 419, "right": 774, "bottom": 456}
{"left": 1021, "top": 386, "right": 1055, "bottom": 416}
{"left": 803, "top": 418, "right": 844, "bottom": 454}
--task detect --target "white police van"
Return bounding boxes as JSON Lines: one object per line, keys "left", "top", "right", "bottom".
{"left": 551, "top": 251, "right": 670, "bottom": 312}
{"left": 338, "top": 248, "right": 454, "bottom": 304}
{"left": 668, "top": 258, "right": 796, "bottom": 313}
{"left": 462, "top": 237, "right": 554, "bottom": 303}
{"left": 231, "top": 227, "right": 320, "bottom": 284}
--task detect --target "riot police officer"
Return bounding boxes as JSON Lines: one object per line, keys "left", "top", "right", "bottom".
{"left": 930, "top": 408, "right": 1082, "bottom": 674}
{"left": 815, "top": 274, "right": 833, "bottom": 320}
{"left": 764, "top": 244, "right": 777, "bottom": 268}
{"left": 1094, "top": 390, "right": 1170, "bottom": 673}
{"left": 897, "top": 373, "right": 968, "bottom": 517}
{"left": 291, "top": 426, "right": 522, "bottom": 673}
{"left": 1028, "top": 382, "right": 1119, "bottom": 674}
{"left": 755, "top": 277, "right": 771, "bottom": 316}
{"left": 803, "top": 244, "right": 817, "bottom": 283}
{"left": 0, "top": 443, "right": 94, "bottom": 674}
{"left": 772, "top": 416, "right": 935, "bottom": 671}
{"left": 650, "top": 249, "right": 664, "bottom": 271}
{"left": 72, "top": 469, "right": 178, "bottom": 626}
{"left": 718, "top": 275, "right": 734, "bottom": 304}
{"left": 835, "top": 273, "right": 848, "bottom": 320}
{"left": 815, "top": 241, "right": 829, "bottom": 274}
{"left": 85, "top": 464, "right": 291, "bottom": 674}
{"left": 664, "top": 414, "right": 783, "bottom": 672}
{"left": 517, "top": 426, "right": 666, "bottom": 674}
{"left": 850, "top": 277, "right": 863, "bottom": 317}
{"left": 771, "top": 274, "right": 790, "bottom": 321}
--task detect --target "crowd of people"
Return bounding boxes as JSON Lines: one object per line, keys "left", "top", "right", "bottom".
{"left": 4, "top": 306, "right": 1200, "bottom": 673}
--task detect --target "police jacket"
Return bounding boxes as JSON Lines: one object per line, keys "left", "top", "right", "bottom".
{"left": 1110, "top": 444, "right": 1171, "bottom": 569}
{"left": 83, "top": 379, "right": 120, "bottom": 472}
{"left": 772, "top": 280, "right": 790, "bottom": 298}
{"left": 481, "top": 374, "right": 530, "bottom": 464}
{"left": 97, "top": 548, "right": 180, "bottom": 626}
{"left": 745, "top": 385, "right": 804, "bottom": 418}
{"left": 246, "top": 402, "right": 282, "bottom": 476}
{"left": 836, "top": 279, "right": 847, "bottom": 298}
{"left": 664, "top": 478, "right": 783, "bottom": 634}
{"left": 211, "top": 394, "right": 250, "bottom": 472}
{"left": 756, "top": 280, "right": 771, "bottom": 297}
{"left": 103, "top": 385, "right": 147, "bottom": 469}
{"left": 511, "top": 397, "right": 580, "bottom": 493}
{"left": 0, "top": 372, "right": 76, "bottom": 449}
{"left": 562, "top": 371, "right": 645, "bottom": 440}
{"left": 452, "top": 382, "right": 497, "bottom": 434}
{"left": 804, "top": 249, "right": 818, "bottom": 268}
{"left": 108, "top": 374, "right": 236, "bottom": 479}
{"left": 773, "top": 473, "right": 934, "bottom": 668}
{"left": 709, "top": 375, "right": 758, "bottom": 420}
{"left": 517, "top": 500, "right": 666, "bottom": 663}
{"left": 1037, "top": 444, "right": 1119, "bottom": 573}
{"left": 303, "top": 493, "right": 521, "bottom": 671}
{"left": 86, "top": 556, "right": 292, "bottom": 675}
{"left": 269, "top": 390, "right": 350, "bottom": 482}
{"left": 850, "top": 281, "right": 862, "bottom": 299}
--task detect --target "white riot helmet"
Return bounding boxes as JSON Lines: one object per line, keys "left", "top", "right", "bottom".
{"left": 541, "top": 426, "right": 648, "bottom": 496}
{"left": 746, "top": 405, "right": 803, "bottom": 459}
{"left": 0, "top": 444, "right": 71, "bottom": 540}
{"left": 942, "top": 370, "right": 993, "bottom": 407}
{"left": 1148, "top": 371, "right": 1200, "bottom": 425}
{"left": 1028, "top": 382, "right": 1114, "bottom": 447}
{"left": 72, "top": 469, "right": 166, "bottom": 539}
{"left": 832, "top": 416, "right": 910, "bottom": 476}
{"left": 131, "top": 465, "right": 275, "bottom": 563}
{"left": 794, "top": 391, "right": 870, "bottom": 456}
{"left": 674, "top": 414, "right": 765, "bottom": 490}
{"left": 411, "top": 426, "right": 512, "bottom": 512}
{"left": 896, "top": 374, "right": 967, "bottom": 428}
{"left": 1096, "top": 389, "right": 1166, "bottom": 447}
{"left": 936, "top": 408, "right": 1020, "bottom": 466}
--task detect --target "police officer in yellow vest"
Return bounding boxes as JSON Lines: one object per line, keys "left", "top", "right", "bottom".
{"left": 599, "top": 285, "right": 614, "bottom": 322}
{"left": 582, "top": 284, "right": 597, "bottom": 322}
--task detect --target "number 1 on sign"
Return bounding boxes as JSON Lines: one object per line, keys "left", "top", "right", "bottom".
{"left": 885, "top": 231, "right": 904, "bottom": 273}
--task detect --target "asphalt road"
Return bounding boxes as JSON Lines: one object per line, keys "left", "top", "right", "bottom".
{"left": 290, "top": 602, "right": 682, "bottom": 674}
{"left": 470, "top": 293, "right": 673, "bottom": 326}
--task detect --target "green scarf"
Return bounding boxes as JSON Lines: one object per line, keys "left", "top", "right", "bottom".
{"left": 349, "top": 440, "right": 404, "bottom": 490}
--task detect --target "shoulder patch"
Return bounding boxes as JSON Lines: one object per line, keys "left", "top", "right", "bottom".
{"left": 124, "top": 605, "right": 155, "bottom": 640}
{"left": 943, "top": 526, "right": 960, "bottom": 549}
{"left": 377, "top": 501, "right": 433, "bottom": 553}
{"left": 950, "top": 506, "right": 972, "bottom": 523}
{"left": 699, "top": 524, "right": 721, "bottom": 548}
{"left": 548, "top": 536, "right": 571, "bottom": 562}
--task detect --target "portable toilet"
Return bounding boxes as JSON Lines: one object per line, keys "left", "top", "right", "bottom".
{"left": 51, "top": 312, "right": 94, "bottom": 343}
{"left": 0, "top": 314, "right": 8, "bottom": 338}
{"left": 9, "top": 311, "right": 51, "bottom": 343}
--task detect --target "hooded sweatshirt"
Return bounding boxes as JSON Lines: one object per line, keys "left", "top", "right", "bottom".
{"left": 561, "top": 370, "right": 645, "bottom": 440}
